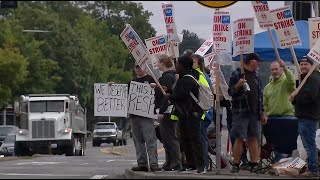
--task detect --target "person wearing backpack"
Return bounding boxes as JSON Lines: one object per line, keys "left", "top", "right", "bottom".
{"left": 192, "top": 54, "right": 214, "bottom": 172}
{"left": 164, "top": 55, "right": 206, "bottom": 174}
{"left": 152, "top": 54, "right": 182, "bottom": 172}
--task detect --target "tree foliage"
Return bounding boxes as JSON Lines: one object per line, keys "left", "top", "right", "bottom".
{"left": 0, "top": 1, "right": 155, "bottom": 128}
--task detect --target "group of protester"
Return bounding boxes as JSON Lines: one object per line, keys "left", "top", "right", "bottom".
{"left": 127, "top": 49, "right": 320, "bottom": 177}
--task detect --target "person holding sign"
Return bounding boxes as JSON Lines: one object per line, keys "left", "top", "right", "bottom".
{"left": 291, "top": 56, "right": 320, "bottom": 178}
{"left": 129, "top": 63, "right": 161, "bottom": 172}
{"left": 262, "top": 60, "right": 297, "bottom": 163}
{"left": 164, "top": 55, "right": 205, "bottom": 174}
{"left": 152, "top": 54, "right": 182, "bottom": 172}
{"left": 228, "top": 53, "right": 267, "bottom": 173}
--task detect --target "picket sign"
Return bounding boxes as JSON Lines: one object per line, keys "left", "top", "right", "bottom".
{"left": 162, "top": 2, "right": 180, "bottom": 42}
{"left": 120, "top": 24, "right": 166, "bottom": 95}
{"left": 94, "top": 83, "right": 128, "bottom": 117}
{"left": 145, "top": 35, "right": 167, "bottom": 69}
{"left": 195, "top": 35, "right": 213, "bottom": 56}
{"left": 232, "top": 17, "right": 255, "bottom": 57}
{"left": 308, "top": 17, "right": 320, "bottom": 49}
{"left": 212, "top": 8, "right": 232, "bottom": 174}
{"left": 128, "top": 81, "right": 157, "bottom": 119}
{"left": 269, "top": 6, "right": 302, "bottom": 76}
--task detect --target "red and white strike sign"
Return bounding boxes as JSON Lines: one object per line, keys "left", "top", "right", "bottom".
{"left": 270, "top": 6, "right": 301, "bottom": 48}
{"left": 120, "top": 24, "right": 149, "bottom": 70}
{"left": 308, "top": 17, "right": 320, "bottom": 49}
{"left": 212, "top": 10, "right": 232, "bottom": 53}
{"left": 233, "top": 17, "right": 255, "bottom": 57}
{"left": 251, "top": 1, "right": 273, "bottom": 29}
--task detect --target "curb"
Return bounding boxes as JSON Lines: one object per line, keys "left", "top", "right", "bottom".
{"left": 124, "top": 169, "right": 301, "bottom": 179}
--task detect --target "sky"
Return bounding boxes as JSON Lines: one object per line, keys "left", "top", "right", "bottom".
{"left": 136, "top": 1, "right": 285, "bottom": 40}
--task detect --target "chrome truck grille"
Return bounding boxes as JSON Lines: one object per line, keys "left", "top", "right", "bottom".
{"left": 32, "top": 120, "right": 55, "bottom": 138}
{"left": 97, "top": 132, "right": 112, "bottom": 136}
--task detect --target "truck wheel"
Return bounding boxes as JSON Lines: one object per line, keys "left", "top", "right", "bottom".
{"left": 113, "top": 141, "right": 117, "bottom": 146}
{"left": 123, "top": 139, "right": 127, "bottom": 145}
{"left": 79, "top": 136, "right": 86, "bottom": 156}
{"left": 65, "top": 136, "right": 76, "bottom": 156}
{"left": 14, "top": 142, "right": 29, "bottom": 156}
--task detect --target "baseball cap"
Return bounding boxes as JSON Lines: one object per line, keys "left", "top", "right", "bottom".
{"left": 244, "top": 53, "right": 261, "bottom": 63}
{"left": 299, "top": 56, "right": 314, "bottom": 65}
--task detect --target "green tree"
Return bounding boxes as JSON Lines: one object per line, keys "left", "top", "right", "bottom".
{"left": 179, "top": 29, "right": 202, "bottom": 53}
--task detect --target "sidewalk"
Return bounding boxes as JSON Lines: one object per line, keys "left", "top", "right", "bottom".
{"left": 124, "top": 169, "right": 304, "bottom": 179}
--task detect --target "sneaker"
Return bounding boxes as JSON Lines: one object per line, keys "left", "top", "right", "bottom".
{"left": 150, "top": 165, "right": 162, "bottom": 172}
{"left": 248, "top": 162, "right": 260, "bottom": 173}
{"left": 131, "top": 166, "right": 149, "bottom": 172}
{"left": 308, "top": 172, "right": 319, "bottom": 178}
{"left": 230, "top": 164, "right": 240, "bottom": 173}
{"left": 193, "top": 169, "right": 206, "bottom": 174}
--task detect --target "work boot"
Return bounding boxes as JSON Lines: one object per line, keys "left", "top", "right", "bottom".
{"left": 131, "top": 166, "right": 148, "bottom": 172}
{"left": 150, "top": 165, "right": 162, "bottom": 172}
{"left": 230, "top": 163, "right": 240, "bottom": 173}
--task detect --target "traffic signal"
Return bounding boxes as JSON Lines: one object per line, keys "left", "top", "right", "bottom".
{"left": 0, "top": 1, "right": 17, "bottom": 9}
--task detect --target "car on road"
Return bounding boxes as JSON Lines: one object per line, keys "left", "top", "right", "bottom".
{"left": 0, "top": 125, "right": 18, "bottom": 146}
{"left": 0, "top": 134, "right": 15, "bottom": 156}
{"left": 92, "top": 122, "right": 126, "bottom": 147}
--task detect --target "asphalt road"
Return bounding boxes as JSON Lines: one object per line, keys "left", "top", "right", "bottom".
{"left": 0, "top": 139, "right": 165, "bottom": 179}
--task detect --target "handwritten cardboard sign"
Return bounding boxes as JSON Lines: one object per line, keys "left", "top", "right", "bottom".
{"left": 128, "top": 81, "right": 156, "bottom": 119}
{"left": 94, "top": 83, "right": 128, "bottom": 117}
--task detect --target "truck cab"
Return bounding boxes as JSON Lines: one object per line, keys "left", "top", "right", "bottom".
{"left": 92, "top": 122, "right": 124, "bottom": 147}
{"left": 14, "top": 94, "right": 87, "bottom": 156}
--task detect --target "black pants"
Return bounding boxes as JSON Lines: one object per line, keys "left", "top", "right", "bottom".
{"left": 159, "top": 114, "right": 182, "bottom": 169}
{"left": 178, "top": 112, "right": 204, "bottom": 171}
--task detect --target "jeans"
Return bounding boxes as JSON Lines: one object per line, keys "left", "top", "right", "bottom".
{"left": 200, "top": 120, "right": 211, "bottom": 169}
{"left": 298, "top": 119, "right": 319, "bottom": 175}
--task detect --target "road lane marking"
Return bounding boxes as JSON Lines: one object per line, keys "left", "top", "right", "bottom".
{"left": 13, "top": 162, "right": 66, "bottom": 166}
{"left": 0, "top": 173, "right": 83, "bottom": 177}
{"left": 90, "top": 175, "right": 109, "bottom": 179}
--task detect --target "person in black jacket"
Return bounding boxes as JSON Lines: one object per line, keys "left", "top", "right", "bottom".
{"left": 152, "top": 54, "right": 182, "bottom": 171}
{"left": 165, "top": 55, "right": 205, "bottom": 174}
{"left": 291, "top": 56, "right": 320, "bottom": 177}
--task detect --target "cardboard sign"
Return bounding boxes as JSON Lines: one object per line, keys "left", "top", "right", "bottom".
{"left": 145, "top": 35, "right": 167, "bottom": 69}
{"left": 251, "top": 1, "right": 273, "bottom": 29}
{"left": 162, "top": 2, "right": 180, "bottom": 42}
{"left": 233, "top": 17, "right": 255, "bottom": 57}
{"left": 128, "top": 81, "right": 157, "bottom": 119}
{"left": 212, "top": 10, "right": 232, "bottom": 53}
{"left": 308, "top": 17, "right": 320, "bottom": 49}
{"left": 270, "top": 6, "right": 302, "bottom": 48}
{"left": 120, "top": 24, "right": 149, "bottom": 70}
{"left": 307, "top": 38, "right": 320, "bottom": 64}
{"left": 195, "top": 35, "right": 213, "bottom": 56}
{"left": 94, "top": 83, "right": 128, "bottom": 117}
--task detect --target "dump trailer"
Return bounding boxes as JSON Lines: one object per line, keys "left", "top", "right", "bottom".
{"left": 14, "top": 94, "right": 87, "bottom": 156}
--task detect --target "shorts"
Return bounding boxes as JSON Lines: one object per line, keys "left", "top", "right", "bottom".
{"left": 230, "top": 114, "right": 259, "bottom": 140}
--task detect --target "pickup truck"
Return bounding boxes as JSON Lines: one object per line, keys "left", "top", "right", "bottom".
{"left": 92, "top": 122, "right": 126, "bottom": 147}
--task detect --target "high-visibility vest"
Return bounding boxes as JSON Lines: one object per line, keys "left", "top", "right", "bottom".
{"left": 196, "top": 68, "right": 210, "bottom": 121}
{"left": 170, "top": 69, "right": 210, "bottom": 121}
